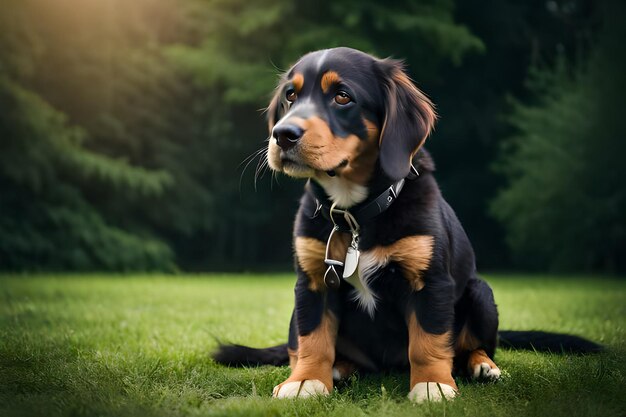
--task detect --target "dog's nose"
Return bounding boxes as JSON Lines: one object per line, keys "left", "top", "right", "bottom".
{"left": 272, "top": 124, "right": 303, "bottom": 150}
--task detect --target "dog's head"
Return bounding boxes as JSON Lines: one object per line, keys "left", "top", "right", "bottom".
{"left": 266, "top": 47, "right": 436, "bottom": 205}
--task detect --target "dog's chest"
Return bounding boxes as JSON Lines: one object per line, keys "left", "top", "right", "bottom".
{"left": 315, "top": 175, "right": 369, "bottom": 208}
{"left": 345, "top": 234, "right": 434, "bottom": 316}
{"left": 345, "top": 246, "right": 402, "bottom": 317}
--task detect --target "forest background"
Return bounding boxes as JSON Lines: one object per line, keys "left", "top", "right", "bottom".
{"left": 1, "top": 0, "right": 624, "bottom": 274}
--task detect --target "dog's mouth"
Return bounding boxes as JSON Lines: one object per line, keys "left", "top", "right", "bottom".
{"left": 280, "top": 155, "right": 304, "bottom": 169}
{"left": 280, "top": 155, "right": 315, "bottom": 177}
{"left": 281, "top": 155, "right": 348, "bottom": 178}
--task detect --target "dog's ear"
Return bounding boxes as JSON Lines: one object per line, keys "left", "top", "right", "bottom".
{"left": 377, "top": 59, "right": 437, "bottom": 181}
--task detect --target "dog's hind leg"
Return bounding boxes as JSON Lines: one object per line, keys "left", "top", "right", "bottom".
{"left": 453, "top": 277, "right": 501, "bottom": 381}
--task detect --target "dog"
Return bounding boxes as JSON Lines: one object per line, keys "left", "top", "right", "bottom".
{"left": 214, "top": 47, "right": 602, "bottom": 403}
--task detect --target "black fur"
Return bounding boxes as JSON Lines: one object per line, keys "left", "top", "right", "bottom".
{"left": 213, "top": 343, "right": 289, "bottom": 367}
{"left": 377, "top": 60, "right": 435, "bottom": 181}
{"left": 498, "top": 331, "right": 604, "bottom": 354}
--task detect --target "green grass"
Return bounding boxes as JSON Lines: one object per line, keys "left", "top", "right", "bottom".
{"left": 1, "top": 274, "right": 625, "bottom": 417}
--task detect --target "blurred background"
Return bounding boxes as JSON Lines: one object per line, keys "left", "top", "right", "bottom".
{"left": 0, "top": 0, "right": 624, "bottom": 274}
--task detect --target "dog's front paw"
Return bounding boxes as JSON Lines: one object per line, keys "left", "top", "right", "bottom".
{"left": 471, "top": 362, "right": 501, "bottom": 381}
{"left": 408, "top": 382, "right": 457, "bottom": 403}
{"left": 272, "top": 380, "right": 329, "bottom": 398}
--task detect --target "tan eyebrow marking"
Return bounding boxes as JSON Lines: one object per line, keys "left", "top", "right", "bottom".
{"left": 321, "top": 71, "right": 341, "bottom": 93}
{"left": 292, "top": 73, "right": 304, "bottom": 93}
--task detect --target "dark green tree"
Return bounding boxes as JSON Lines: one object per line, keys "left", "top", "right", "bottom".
{"left": 0, "top": 1, "right": 176, "bottom": 270}
{"left": 491, "top": 1, "right": 626, "bottom": 272}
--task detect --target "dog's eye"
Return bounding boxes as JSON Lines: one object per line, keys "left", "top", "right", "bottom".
{"left": 334, "top": 91, "right": 351, "bottom": 105}
{"left": 286, "top": 89, "right": 297, "bottom": 103}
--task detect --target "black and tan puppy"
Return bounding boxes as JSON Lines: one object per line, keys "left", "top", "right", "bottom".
{"left": 214, "top": 47, "right": 601, "bottom": 403}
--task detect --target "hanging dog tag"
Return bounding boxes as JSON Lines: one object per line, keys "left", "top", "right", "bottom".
{"left": 343, "top": 246, "right": 360, "bottom": 280}
{"left": 343, "top": 247, "right": 367, "bottom": 293}
{"left": 342, "top": 234, "right": 365, "bottom": 293}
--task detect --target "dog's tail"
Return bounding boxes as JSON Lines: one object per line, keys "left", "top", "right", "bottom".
{"left": 212, "top": 331, "right": 602, "bottom": 367}
{"left": 498, "top": 330, "right": 603, "bottom": 354}
{"left": 212, "top": 343, "right": 289, "bottom": 367}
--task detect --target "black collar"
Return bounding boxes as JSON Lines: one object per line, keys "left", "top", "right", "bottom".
{"left": 309, "top": 165, "right": 419, "bottom": 232}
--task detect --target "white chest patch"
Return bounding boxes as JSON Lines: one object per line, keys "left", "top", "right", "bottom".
{"left": 315, "top": 176, "right": 368, "bottom": 208}
{"left": 349, "top": 250, "right": 392, "bottom": 317}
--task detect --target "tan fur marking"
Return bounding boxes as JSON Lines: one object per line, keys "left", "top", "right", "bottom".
{"left": 321, "top": 71, "right": 341, "bottom": 93}
{"left": 454, "top": 327, "right": 500, "bottom": 376}
{"left": 294, "top": 237, "right": 326, "bottom": 292}
{"left": 276, "top": 312, "right": 338, "bottom": 392}
{"left": 366, "top": 236, "right": 434, "bottom": 291}
{"left": 278, "top": 116, "right": 378, "bottom": 185}
{"left": 339, "top": 119, "right": 379, "bottom": 185}
{"left": 407, "top": 313, "right": 456, "bottom": 390}
{"left": 288, "top": 347, "right": 298, "bottom": 370}
{"left": 333, "top": 359, "right": 357, "bottom": 380}
{"left": 294, "top": 234, "right": 350, "bottom": 292}
{"left": 292, "top": 73, "right": 304, "bottom": 93}
{"left": 467, "top": 349, "right": 498, "bottom": 374}
{"left": 455, "top": 324, "right": 481, "bottom": 353}
{"left": 296, "top": 116, "right": 362, "bottom": 172}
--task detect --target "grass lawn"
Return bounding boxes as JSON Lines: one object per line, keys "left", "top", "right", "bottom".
{"left": 0, "top": 274, "right": 625, "bottom": 417}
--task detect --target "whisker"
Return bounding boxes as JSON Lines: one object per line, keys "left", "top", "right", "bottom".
{"left": 238, "top": 147, "right": 266, "bottom": 169}
{"left": 271, "top": 169, "right": 280, "bottom": 190}
{"left": 254, "top": 149, "right": 270, "bottom": 191}
{"left": 239, "top": 146, "right": 267, "bottom": 193}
